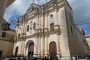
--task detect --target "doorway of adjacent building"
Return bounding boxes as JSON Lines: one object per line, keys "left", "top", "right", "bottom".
{"left": 49, "top": 41, "right": 57, "bottom": 58}
{"left": 0, "top": 50, "right": 2, "bottom": 57}
{"left": 28, "top": 42, "right": 34, "bottom": 56}
{"left": 15, "top": 46, "right": 18, "bottom": 56}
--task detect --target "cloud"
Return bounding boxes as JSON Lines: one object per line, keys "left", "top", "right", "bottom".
{"left": 80, "top": 24, "right": 90, "bottom": 35}
{"left": 67, "top": 0, "right": 90, "bottom": 24}
{"left": 67, "top": 0, "right": 90, "bottom": 35}
{"left": 4, "top": 0, "right": 34, "bottom": 29}
{"left": 36, "top": 0, "right": 50, "bottom": 4}
{"left": 4, "top": 0, "right": 50, "bottom": 21}
{"left": 4, "top": 0, "right": 33, "bottom": 19}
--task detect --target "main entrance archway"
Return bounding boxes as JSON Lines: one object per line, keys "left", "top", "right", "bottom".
{"left": 26, "top": 40, "right": 34, "bottom": 56}
{"left": 28, "top": 42, "right": 34, "bottom": 56}
{"left": 49, "top": 41, "right": 57, "bottom": 58}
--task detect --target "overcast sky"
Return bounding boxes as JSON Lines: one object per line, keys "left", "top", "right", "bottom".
{"left": 4, "top": 0, "right": 90, "bottom": 35}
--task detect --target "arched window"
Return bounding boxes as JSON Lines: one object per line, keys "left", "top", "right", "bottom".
{"left": 1, "top": 32, "right": 6, "bottom": 38}
{"left": 33, "top": 23, "right": 36, "bottom": 30}
{"left": 50, "top": 23, "right": 54, "bottom": 31}
{"left": 18, "top": 34, "right": 20, "bottom": 38}
{"left": 27, "top": 25, "right": 29, "bottom": 31}
{"left": 32, "top": 6, "right": 34, "bottom": 11}
{"left": 50, "top": 14, "right": 53, "bottom": 19}
{"left": 71, "top": 26, "right": 73, "bottom": 33}
{"left": 30, "top": 21, "right": 32, "bottom": 30}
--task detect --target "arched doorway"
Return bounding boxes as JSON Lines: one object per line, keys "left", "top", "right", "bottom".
{"left": 15, "top": 46, "right": 18, "bottom": 56}
{"left": 0, "top": 50, "right": 2, "bottom": 57}
{"left": 28, "top": 42, "right": 34, "bottom": 56}
{"left": 49, "top": 41, "right": 57, "bottom": 58}
{"left": 26, "top": 40, "right": 34, "bottom": 56}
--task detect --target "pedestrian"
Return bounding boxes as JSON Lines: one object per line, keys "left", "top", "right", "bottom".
{"left": 17, "top": 57, "right": 21, "bottom": 60}
{"left": 44, "top": 56, "right": 48, "bottom": 60}
{"left": 23, "top": 57, "right": 26, "bottom": 60}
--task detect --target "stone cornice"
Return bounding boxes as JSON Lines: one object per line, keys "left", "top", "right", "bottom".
{"left": 0, "top": 38, "right": 14, "bottom": 42}
{"left": 15, "top": 29, "right": 60, "bottom": 41}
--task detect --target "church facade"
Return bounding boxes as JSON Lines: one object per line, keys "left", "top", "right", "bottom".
{"left": 13, "top": 0, "right": 88, "bottom": 59}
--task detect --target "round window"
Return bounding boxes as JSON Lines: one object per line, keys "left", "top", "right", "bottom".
{"left": 50, "top": 14, "right": 53, "bottom": 19}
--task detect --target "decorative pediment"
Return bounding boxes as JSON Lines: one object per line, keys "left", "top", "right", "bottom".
{"left": 27, "top": 3, "right": 41, "bottom": 14}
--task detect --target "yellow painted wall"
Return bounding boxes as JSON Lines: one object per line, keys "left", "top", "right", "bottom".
{"left": 0, "top": 30, "right": 15, "bottom": 57}
{"left": 0, "top": 40, "right": 14, "bottom": 57}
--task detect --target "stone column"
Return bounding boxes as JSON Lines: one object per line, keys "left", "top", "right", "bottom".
{"left": 46, "top": 12, "right": 49, "bottom": 57}
{"left": 24, "top": 41, "right": 26, "bottom": 56}
{"left": 57, "top": 35, "right": 61, "bottom": 59}
{"left": 41, "top": 37, "right": 43, "bottom": 57}
{"left": 25, "top": 47, "right": 28, "bottom": 56}
{"left": 34, "top": 37, "right": 38, "bottom": 56}
{"left": 22, "top": 40, "right": 25, "bottom": 55}
{"left": 39, "top": 15, "right": 42, "bottom": 57}
{"left": 45, "top": 37, "right": 47, "bottom": 56}
{"left": 38, "top": 36, "right": 41, "bottom": 57}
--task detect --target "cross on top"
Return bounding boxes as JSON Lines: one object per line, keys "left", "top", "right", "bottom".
{"left": 33, "top": 0, "right": 35, "bottom": 3}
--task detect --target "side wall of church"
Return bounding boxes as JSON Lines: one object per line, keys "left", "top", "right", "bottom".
{"left": 65, "top": 1, "right": 88, "bottom": 56}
